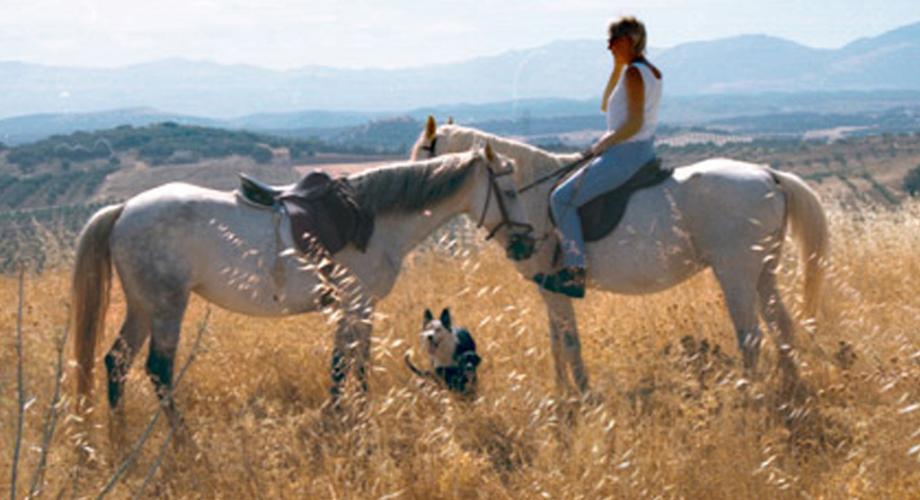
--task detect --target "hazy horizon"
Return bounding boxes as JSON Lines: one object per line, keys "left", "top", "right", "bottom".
{"left": 4, "top": 0, "right": 920, "bottom": 71}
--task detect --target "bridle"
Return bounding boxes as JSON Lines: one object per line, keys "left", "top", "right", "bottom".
{"left": 420, "top": 136, "right": 438, "bottom": 159}
{"left": 476, "top": 159, "right": 534, "bottom": 242}
{"left": 422, "top": 135, "right": 535, "bottom": 258}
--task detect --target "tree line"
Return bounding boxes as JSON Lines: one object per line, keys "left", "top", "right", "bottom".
{"left": 2, "top": 122, "right": 379, "bottom": 173}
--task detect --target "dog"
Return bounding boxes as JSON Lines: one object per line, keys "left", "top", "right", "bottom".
{"left": 405, "top": 308, "right": 481, "bottom": 396}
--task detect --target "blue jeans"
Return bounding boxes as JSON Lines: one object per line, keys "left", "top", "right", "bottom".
{"left": 550, "top": 140, "right": 655, "bottom": 268}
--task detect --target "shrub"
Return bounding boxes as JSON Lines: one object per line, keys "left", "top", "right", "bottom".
{"left": 904, "top": 165, "right": 920, "bottom": 197}
{"left": 250, "top": 145, "right": 273, "bottom": 164}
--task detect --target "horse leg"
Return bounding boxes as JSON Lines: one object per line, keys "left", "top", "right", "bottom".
{"left": 539, "top": 291, "right": 574, "bottom": 392}
{"left": 104, "top": 305, "right": 151, "bottom": 409}
{"left": 329, "top": 336, "right": 348, "bottom": 404}
{"left": 541, "top": 291, "right": 589, "bottom": 394}
{"left": 146, "top": 294, "right": 188, "bottom": 430}
{"left": 756, "top": 256, "right": 799, "bottom": 386}
{"left": 713, "top": 265, "right": 763, "bottom": 374}
{"left": 329, "top": 308, "right": 371, "bottom": 403}
{"left": 352, "top": 301, "right": 374, "bottom": 395}
{"left": 565, "top": 331, "right": 591, "bottom": 396}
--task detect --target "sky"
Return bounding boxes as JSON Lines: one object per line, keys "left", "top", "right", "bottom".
{"left": 3, "top": 0, "right": 920, "bottom": 70}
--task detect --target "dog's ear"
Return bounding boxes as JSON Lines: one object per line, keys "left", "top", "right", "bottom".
{"left": 440, "top": 308, "right": 452, "bottom": 330}
{"left": 424, "top": 308, "right": 433, "bottom": 324}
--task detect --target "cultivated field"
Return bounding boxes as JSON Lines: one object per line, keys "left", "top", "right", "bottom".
{"left": 2, "top": 201, "right": 919, "bottom": 498}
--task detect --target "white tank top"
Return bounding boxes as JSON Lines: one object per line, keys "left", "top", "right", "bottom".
{"left": 605, "top": 61, "right": 662, "bottom": 143}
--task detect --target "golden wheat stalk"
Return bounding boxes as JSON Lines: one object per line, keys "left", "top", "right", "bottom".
{"left": 26, "top": 322, "right": 69, "bottom": 498}
{"left": 131, "top": 420, "right": 177, "bottom": 499}
{"left": 10, "top": 269, "right": 25, "bottom": 500}
{"left": 96, "top": 308, "right": 211, "bottom": 499}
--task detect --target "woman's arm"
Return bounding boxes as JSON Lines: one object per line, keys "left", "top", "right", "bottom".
{"left": 600, "top": 62, "right": 625, "bottom": 113}
{"left": 589, "top": 65, "right": 644, "bottom": 156}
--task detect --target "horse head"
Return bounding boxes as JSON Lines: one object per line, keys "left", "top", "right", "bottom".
{"left": 468, "top": 140, "right": 536, "bottom": 261}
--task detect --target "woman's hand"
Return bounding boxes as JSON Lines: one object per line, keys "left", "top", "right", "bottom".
{"left": 585, "top": 131, "right": 614, "bottom": 158}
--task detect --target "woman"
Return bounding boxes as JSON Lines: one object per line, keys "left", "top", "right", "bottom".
{"left": 534, "top": 16, "right": 663, "bottom": 298}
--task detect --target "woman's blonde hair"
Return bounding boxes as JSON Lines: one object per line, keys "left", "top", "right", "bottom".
{"left": 608, "top": 16, "right": 647, "bottom": 55}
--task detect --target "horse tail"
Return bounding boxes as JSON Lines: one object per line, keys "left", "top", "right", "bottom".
{"left": 72, "top": 203, "right": 125, "bottom": 404}
{"left": 769, "top": 168, "right": 829, "bottom": 319}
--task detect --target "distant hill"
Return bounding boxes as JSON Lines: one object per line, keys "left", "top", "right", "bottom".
{"left": 0, "top": 97, "right": 601, "bottom": 145}
{"left": 0, "top": 122, "right": 337, "bottom": 178}
{"left": 228, "top": 110, "right": 386, "bottom": 131}
{"left": 5, "top": 119, "right": 918, "bottom": 272}
{"left": 660, "top": 22, "right": 920, "bottom": 94}
{"left": 706, "top": 107, "right": 920, "bottom": 136}
{"left": 0, "top": 108, "right": 222, "bottom": 145}
{"left": 3, "top": 122, "right": 918, "bottom": 217}
{"left": 2, "top": 21, "right": 920, "bottom": 118}
{"left": 657, "top": 35, "right": 830, "bottom": 94}
{"left": 4, "top": 90, "right": 920, "bottom": 147}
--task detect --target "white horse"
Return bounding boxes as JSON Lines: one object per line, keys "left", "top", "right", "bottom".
{"left": 411, "top": 118, "right": 829, "bottom": 394}
{"left": 71, "top": 143, "right": 534, "bottom": 420}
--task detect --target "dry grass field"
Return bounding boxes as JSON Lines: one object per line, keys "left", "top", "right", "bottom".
{"left": 2, "top": 202, "right": 920, "bottom": 499}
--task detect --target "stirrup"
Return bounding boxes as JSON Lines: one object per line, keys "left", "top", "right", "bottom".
{"left": 533, "top": 267, "right": 586, "bottom": 299}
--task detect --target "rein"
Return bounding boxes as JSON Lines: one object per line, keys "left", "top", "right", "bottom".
{"left": 518, "top": 153, "right": 595, "bottom": 194}
{"left": 420, "top": 134, "right": 534, "bottom": 253}
{"left": 477, "top": 162, "right": 534, "bottom": 240}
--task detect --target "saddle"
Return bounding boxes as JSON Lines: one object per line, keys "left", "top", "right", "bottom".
{"left": 239, "top": 171, "right": 374, "bottom": 255}
{"left": 551, "top": 158, "right": 673, "bottom": 242}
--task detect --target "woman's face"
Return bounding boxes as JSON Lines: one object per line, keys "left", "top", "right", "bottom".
{"left": 608, "top": 36, "right": 634, "bottom": 61}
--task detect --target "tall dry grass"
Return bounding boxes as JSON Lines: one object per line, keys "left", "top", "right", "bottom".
{"left": 2, "top": 203, "right": 919, "bottom": 499}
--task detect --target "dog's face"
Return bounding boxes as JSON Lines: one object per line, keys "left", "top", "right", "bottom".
{"left": 421, "top": 308, "right": 458, "bottom": 368}
{"left": 417, "top": 308, "right": 482, "bottom": 394}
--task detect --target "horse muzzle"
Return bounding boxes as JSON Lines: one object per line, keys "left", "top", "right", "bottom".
{"left": 506, "top": 232, "right": 536, "bottom": 261}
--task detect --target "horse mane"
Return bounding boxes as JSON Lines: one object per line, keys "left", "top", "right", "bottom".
{"left": 348, "top": 153, "right": 477, "bottom": 214}
{"left": 431, "top": 125, "right": 578, "bottom": 186}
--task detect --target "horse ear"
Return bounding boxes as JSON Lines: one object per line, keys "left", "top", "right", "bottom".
{"left": 447, "top": 116, "right": 454, "bottom": 125}
{"left": 425, "top": 115, "right": 437, "bottom": 139}
{"left": 424, "top": 308, "right": 433, "bottom": 324}
{"left": 484, "top": 141, "right": 496, "bottom": 162}
{"left": 440, "top": 308, "right": 452, "bottom": 330}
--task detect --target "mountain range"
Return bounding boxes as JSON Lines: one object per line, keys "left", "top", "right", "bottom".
{"left": 4, "top": 89, "right": 920, "bottom": 146}
{"left": 1, "top": 21, "right": 919, "bottom": 122}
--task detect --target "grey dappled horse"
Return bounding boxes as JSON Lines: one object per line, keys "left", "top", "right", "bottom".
{"left": 72, "top": 144, "right": 533, "bottom": 422}
{"left": 412, "top": 118, "right": 829, "bottom": 394}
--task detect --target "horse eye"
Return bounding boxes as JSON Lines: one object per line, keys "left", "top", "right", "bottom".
{"left": 503, "top": 189, "right": 517, "bottom": 199}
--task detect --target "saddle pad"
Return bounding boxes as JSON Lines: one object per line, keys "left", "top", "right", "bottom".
{"left": 553, "top": 159, "right": 673, "bottom": 242}
{"left": 280, "top": 171, "right": 374, "bottom": 255}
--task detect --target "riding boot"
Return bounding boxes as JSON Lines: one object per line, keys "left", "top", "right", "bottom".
{"left": 533, "top": 267, "right": 586, "bottom": 298}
